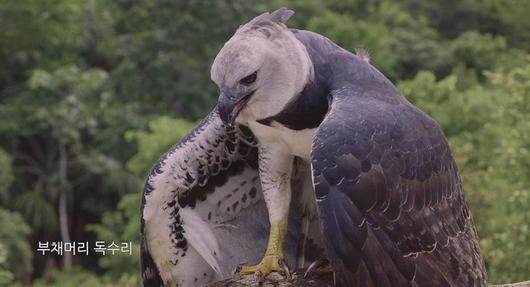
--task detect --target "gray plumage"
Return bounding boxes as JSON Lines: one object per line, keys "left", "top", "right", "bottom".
{"left": 141, "top": 111, "right": 323, "bottom": 286}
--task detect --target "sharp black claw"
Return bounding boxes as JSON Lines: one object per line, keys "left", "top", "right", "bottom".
{"left": 253, "top": 271, "right": 263, "bottom": 285}
{"left": 304, "top": 258, "right": 329, "bottom": 278}
{"left": 278, "top": 258, "right": 291, "bottom": 279}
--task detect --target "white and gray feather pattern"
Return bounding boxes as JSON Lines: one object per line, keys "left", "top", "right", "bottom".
{"left": 141, "top": 108, "right": 321, "bottom": 286}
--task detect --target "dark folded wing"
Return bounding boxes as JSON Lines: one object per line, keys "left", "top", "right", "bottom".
{"left": 311, "top": 90, "right": 487, "bottom": 287}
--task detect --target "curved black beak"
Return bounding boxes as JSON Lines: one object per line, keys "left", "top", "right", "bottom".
{"left": 217, "top": 88, "right": 254, "bottom": 125}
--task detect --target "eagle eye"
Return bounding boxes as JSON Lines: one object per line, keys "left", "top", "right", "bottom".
{"left": 240, "top": 72, "right": 257, "bottom": 86}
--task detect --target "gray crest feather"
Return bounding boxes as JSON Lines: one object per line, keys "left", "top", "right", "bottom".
{"left": 250, "top": 7, "right": 294, "bottom": 25}
{"left": 269, "top": 7, "right": 295, "bottom": 24}
{"left": 237, "top": 7, "right": 294, "bottom": 36}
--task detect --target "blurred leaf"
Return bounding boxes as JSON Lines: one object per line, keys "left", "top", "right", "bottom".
{"left": 0, "top": 208, "right": 33, "bottom": 279}
{"left": 125, "top": 116, "right": 196, "bottom": 175}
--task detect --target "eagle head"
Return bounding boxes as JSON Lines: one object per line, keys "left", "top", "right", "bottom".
{"left": 210, "top": 7, "right": 313, "bottom": 125}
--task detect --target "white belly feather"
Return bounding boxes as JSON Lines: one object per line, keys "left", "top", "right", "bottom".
{"left": 247, "top": 120, "right": 316, "bottom": 160}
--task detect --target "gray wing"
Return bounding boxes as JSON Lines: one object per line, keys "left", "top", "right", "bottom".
{"left": 141, "top": 107, "right": 264, "bottom": 286}
{"left": 311, "top": 89, "right": 487, "bottom": 287}
{"left": 140, "top": 107, "right": 306, "bottom": 287}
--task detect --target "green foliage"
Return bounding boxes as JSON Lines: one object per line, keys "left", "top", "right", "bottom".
{"left": 126, "top": 117, "right": 196, "bottom": 175}
{"left": 450, "top": 31, "right": 507, "bottom": 72}
{"left": 0, "top": 243, "right": 15, "bottom": 287}
{"left": 0, "top": 149, "right": 13, "bottom": 201}
{"left": 27, "top": 66, "right": 105, "bottom": 147}
{"left": 86, "top": 193, "right": 141, "bottom": 282}
{"left": 31, "top": 267, "right": 104, "bottom": 287}
{"left": 1, "top": 64, "right": 138, "bottom": 234}
{"left": 398, "top": 71, "right": 495, "bottom": 137}
{"left": 0, "top": 208, "right": 33, "bottom": 280}
{"left": 475, "top": 63, "right": 530, "bottom": 283}
{"left": 31, "top": 267, "right": 141, "bottom": 287}
{"left": 0, "top": 0, "right": 85, "bottom": 91}
{"left": 0, "top": 151, "right": 32, "bottom": 284}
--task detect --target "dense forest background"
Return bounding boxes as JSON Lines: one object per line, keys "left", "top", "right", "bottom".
{"left": 0, "top": 0, "right": 528, "bottom": 286}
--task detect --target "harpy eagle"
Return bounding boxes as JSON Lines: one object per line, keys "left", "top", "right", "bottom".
{"left": 141, "top": 7, "right": 487, "bottom": 287}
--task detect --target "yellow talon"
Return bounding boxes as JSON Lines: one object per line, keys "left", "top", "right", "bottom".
{"left": 239, "top": 254, "right": 284, "bottom": 275}
{"left": 239, "top": 218, "right": 289, "bottom": 281}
